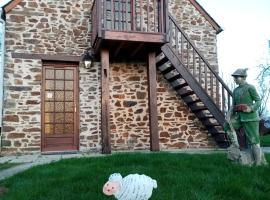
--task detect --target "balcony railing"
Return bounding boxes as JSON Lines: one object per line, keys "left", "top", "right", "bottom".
{"left": 91, "top": 0, "right": 168, "bottom": 47}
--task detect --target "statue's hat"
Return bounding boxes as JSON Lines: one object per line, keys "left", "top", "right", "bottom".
{"left": 231, "top": 68, "right": 248, "bottom": 77}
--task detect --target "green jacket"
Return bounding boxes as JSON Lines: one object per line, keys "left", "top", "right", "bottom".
{"left": 232, "top": 83, "right": 261, "bottom": 122}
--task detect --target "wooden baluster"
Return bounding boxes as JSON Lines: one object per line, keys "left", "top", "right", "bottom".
{"left": 120, "top": 0, "right": 123, "bottom": 30}
{"left": 97, "top": 0, "right": 102, "bottom": 36}
{"left": 111, "top": 0, "right": 114, "bottom": 29}
{"left": 210, "top": 72, "right": 214, "bottom": 98}
{"left": 169, "top": 19, "right": 172, "bottom": 44}
{"left": 193, "top": 48, "right": 196, "bottom": 77}
{"left": 175, "top": 28, "right": 178, "bottom": 54}
{"left": 222, "top": 87, "right": 225, "bottom": 113}
{"left": 132, "top": 0, "right": 135, "bottom": 31}
{"left": 160, "top": 0, "right": 164, "bottom": 33}
{"left": 216, "top": 78, "right": 220, "bottom": 107}
{"left": 125, "top": 0, "right": 128, "bottom": 30}
{"left": 164, "top": 0, "right": 169, "bottom": 35}
{"left": 140, "top": 0, "right": 143, "bottom": 31}
{"left": 118, "top": 0, "right": 121, "bottom": 30}
{"left": 147, "top": 0, "right": 149, "bottom": 32}
{"left": 173, "top": 26, "right": 175, "bottom": 49}
{"left": 103, "top": 0, "right": 107, "bottom": 29}
{"left": 227, "top": 91, "right": 231, "bottom": 113}
{"left": 153, "top": 0, "right": 156, "bottom": 32}
{"left": 181, "top": 34, "right": 184, "bottom": 61}
{"left": 122, "top": 0, "right": 125, "bottom": 30}
{"left": 187, "top": 42, "right": 189, "bottom": 69}
{"left": 204, "top": 63, "right": 207, "bottom": 91}
{"left": 199, "top": 57, "right": 202, "bottom": 85}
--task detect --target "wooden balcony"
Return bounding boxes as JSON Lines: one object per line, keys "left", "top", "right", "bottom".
{"left": 91, "top": 0, "right": 168, "bottom": 59}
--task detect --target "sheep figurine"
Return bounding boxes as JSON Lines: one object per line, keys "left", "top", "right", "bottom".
{"left": 103, "top": 173, "right": 157, "bottom": 200}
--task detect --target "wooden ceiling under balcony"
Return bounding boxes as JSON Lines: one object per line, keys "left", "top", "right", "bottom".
{"left": 91, "top": 0, "right": 168, "bottom": 60}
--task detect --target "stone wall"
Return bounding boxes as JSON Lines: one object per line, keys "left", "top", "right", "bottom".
{"left": 110, "top": 62, "right": 150, "bottom": 150}
{"left": 2, "top": 57, "right": 42, "bottom": 154}
{"left": 5, "top": 0, "right": 92, "bottom": 54}
{"left": 79, "top": 62, "right": 101, "bottom": 152}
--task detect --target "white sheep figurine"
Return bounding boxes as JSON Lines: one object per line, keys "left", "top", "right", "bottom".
{"left": 102, "top": 173, "right": 157, "bottom": 200}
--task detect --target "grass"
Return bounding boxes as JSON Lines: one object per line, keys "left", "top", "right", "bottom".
{"left": 0, "top": 163, "right": 21, "bottom": 171}
{"left": 0, "top": 152, "right": 269, "bottom": 200}
{"left": 260, "top": 135, "right": 270, "bottom": 147}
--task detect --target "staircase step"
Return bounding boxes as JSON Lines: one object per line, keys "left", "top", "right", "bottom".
{"left": 174, "top": 82, "right": 188, "bottom": 90}
{"left": 207, "top": 126, "right": 225, "bottom": 136}
{"left": 195, "top": 111, "right": 213, "bottom": 119}
{"left": 158, "top": 61, "right": 170, "bottom": 71}
{"left": 201, "top": 118, "right": 219, "bottom": 127}
{"left": 156, "top": 53, "right": 165, "bottom": 62}
{"left": 189, "top": 104, "right": 207, "bottom": 112}
{"left": 214, "top": 134, "right": 229, "bottom": 143}
{"left": 160, "top": 65, "right": 175, "bottom": 74}
{"left": 167, "top": 73, "right": 182, "bottom": 82}
{"left": 156, "top": 56, "right": 169, "bottom": 67}
{"left": 177, "top": 88, "right": 195, "bottom": 97}
{"left": 182, "top": 96, "right": 201, "bottom": 105}
{"left": 196, "top": 114, "right": 213, "bottom": 121}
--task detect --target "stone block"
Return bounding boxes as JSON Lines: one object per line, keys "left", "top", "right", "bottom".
{"left": 3, "top": 115, "right": 19, "bottom": 122}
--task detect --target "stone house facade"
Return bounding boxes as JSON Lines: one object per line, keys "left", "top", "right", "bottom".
{"left": 0, "top": 0, "right": 225, "bottom": 155}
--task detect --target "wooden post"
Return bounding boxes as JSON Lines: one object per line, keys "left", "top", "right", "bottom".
{"left": 101, "top": 49, "right": 111, "bottom": 154}
{"left": 147, "top": 52, "right": 159, "bottom": 151}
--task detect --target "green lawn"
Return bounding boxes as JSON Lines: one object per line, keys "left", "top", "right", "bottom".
{"left": 0, "top": 153, "right": 269, "bottom": 200}
{"left": 260, "top": 135, "right": 270, "bottom": 146}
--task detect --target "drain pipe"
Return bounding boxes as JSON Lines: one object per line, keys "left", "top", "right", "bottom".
{"left": 0, "top": 8, "right": 6, "bottom": 153}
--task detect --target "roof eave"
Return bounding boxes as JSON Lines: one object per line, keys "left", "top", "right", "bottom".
{"left": 4, "top": 0, "right": 22, "bottom": 13}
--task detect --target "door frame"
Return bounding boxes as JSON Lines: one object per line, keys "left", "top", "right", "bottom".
{"left": 41, "top": 61, "right": 80, "bottom": 152}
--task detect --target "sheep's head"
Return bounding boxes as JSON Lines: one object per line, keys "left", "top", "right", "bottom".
{"left": 102, "top": 181, "right": 120, "bottom": 196}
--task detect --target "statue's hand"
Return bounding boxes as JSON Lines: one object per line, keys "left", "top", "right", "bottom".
{"left": 243, "top": 106, "right": 252, "bottom": 113}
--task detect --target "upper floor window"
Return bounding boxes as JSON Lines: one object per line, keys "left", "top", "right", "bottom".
{"left": 105, "top": 0, "right": 132, "bottom": 31}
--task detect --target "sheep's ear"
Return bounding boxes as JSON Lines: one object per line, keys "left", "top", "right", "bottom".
{"left": 109, "top": 173, "right": 123, "bottom": 182}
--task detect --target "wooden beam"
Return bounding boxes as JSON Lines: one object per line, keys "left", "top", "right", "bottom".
{"left": 130, "top": 43, "right": 144, "bottom": 58}
{"left": 101, "top": 49, "right": 111, "bottom": 154}
{"left": 114, "top": 41, "right": 125, "bottom": 57}
{"left": 147, "top": 51, "right": 159, "bottom": 151}
{"left": 103, "top": 30, "right": 165, "bottom": 43}
{"left": 4, "top": 0, "right": 22, "bottom": 13}
{"left": 12, "top": 52, "right": 82, "bottom": 62}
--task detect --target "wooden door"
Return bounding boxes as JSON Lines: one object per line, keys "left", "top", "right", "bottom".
{"left": 41, "top": 62, "right": 79, "bottom": 152}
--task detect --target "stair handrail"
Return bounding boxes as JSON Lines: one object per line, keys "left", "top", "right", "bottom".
{"left": 167, "top": 14, "right": 233, "bottom": 112}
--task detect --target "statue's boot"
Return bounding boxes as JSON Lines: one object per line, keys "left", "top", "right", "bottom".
{"left": 252, "top": 144, "right": 266, "bottom": 166}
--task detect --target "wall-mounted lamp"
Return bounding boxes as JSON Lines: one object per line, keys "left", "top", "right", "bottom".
{"left": 82, "top": 51, "right": 94, "bottom": 69}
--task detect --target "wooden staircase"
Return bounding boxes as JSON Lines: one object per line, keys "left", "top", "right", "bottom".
{"left": 156, "top": 14, "right": 233, "bottom": 148}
